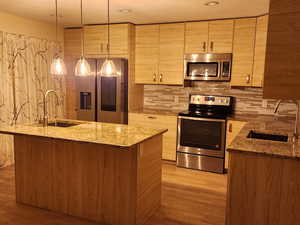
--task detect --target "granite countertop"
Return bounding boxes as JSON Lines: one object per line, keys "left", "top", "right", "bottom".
{"left": 0, "top": 119, "right": 167, "bottom": 148}
{"left": 228, "top": 118, "right": 300, "bottom": 159}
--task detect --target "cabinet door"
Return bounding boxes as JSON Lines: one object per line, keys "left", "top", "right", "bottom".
{"left": 185, "top": 22, "right": 209, "bottom": 53}
{"left": 159, "top": 23, "right": 184, "bottom": 85}
{"left": 64, "top": 28, "right": 82, "bottom": 58}
{"left": 109, "top": 24, "right": 129, "bottom": 55}
{"left": 84, "top": 25, "right": 108, "bottom": 55}
{"left": 64, "top": 28, "right": 82, "bottom": 119}
{"left": 128, "top": 113, "right": 177, "bottom": 161}
{"left": 231, "top": 18, "right": 257, "bottom": 86}
{"left": 264, "top": 4, "right": 300, "bottom": 99}
{"left": 208, "top": 20, "right": 234, "bottom": 53}
{"left": 252, "top": 16, "right": 269, "bottom": 87}
{"left": 135, "top": 25, "right": 159, "bottom": 84}
{"left": 225, "top": 120, "right": 246, "bottom": 169}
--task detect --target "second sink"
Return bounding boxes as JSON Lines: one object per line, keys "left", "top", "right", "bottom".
{"left": 47, "top": 121, "right": 80, "bottom": 128}
{"left": 247, "top": 130, "right": 288, "bottom": 142}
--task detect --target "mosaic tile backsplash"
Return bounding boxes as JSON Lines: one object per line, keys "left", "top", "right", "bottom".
{"left": 144, "top": 82, "right": 297, "bottom": 116}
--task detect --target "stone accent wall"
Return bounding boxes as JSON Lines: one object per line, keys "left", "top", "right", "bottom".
{"left": 144, "top": 82, "right": 297, "bottom": 116}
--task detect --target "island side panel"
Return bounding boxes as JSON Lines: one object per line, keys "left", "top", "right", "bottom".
{"left": 14, "top": 135, "right": 138, "bottom": 225}
{"left": 136, "top": 134, "right": 162, "bottom": 225}
{"left": 226, "top": 151, "right": 300, "bottom": 225}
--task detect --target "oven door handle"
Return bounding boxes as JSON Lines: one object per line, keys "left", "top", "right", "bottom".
{"left": 178, "top": 116, "right": 226, "bottom": 123}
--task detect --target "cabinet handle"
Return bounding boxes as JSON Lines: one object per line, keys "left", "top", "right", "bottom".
{"left": 159, "top": 74, "right": 163, "bottom": 82}
{"left": 246, "top": 74, "right": 251, "bottom": 84}
{"left": 153, "top": 73, "right": 157, "bottom": 82}
{"left": 229, "top": 123, "right": 233, "bottom": 133}
{"left": 203, "top": 42, "right": 206, "bottom": 52}
{"left": 210, "top": 41, "right": 214, "bottom": 51}
{"left": 101, "top": 43, "right": 103, "bottom": 52}
{"left": 148, "top": 116, "right": 157, "bottom": 119}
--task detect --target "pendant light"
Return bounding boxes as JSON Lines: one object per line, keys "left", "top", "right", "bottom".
{"left": 74, "top": 0, "right": 91, "bottom": 76}
{"left": 50, "top": 0, "right": 67, "bottom": 75}
{"left": 100, "top": 0, "right": 118, "bottom": 77}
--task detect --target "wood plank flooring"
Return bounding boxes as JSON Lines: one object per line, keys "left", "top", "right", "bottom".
{"left": 0, "top": 162, "right": 227, "bottom": 225}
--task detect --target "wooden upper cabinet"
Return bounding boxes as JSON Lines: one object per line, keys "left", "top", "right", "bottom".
{"left": 231, "top": 18, "right": 257, "bottom": 87}
{"left": 185, "top": 22, "right": 209, "bottom": 54}
{"left": 253, "top": 15, "right": 269, "bottom": 87}
{"left": 84, "top": 24, "right": 129, "bottom": 56}
{"left": 135, "top": 25, "right": 159, "bottom": 84}
{"left": 159, "top": 23, "right": 184, "bottom": 85}
{"left": 109, "top": 24, "right": 129, "bottom": 55}
{"left": 84, "top": 25, "right": 108, "bottom": 55}
{"left": 264, "top": 0, "right": 300, "bottom": 99}
{"left": 208, "top": 20, "right": 234, "bottom": 53}
{"left": 64, "top": 28, "right": 82, "bottom": 58}
{"left": 269, "top": 0, "right": 300, "bottom": 15}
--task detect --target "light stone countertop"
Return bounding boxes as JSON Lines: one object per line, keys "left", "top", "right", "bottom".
{"left": 0, "top": 119, "right": 168, "bottom": 148}
{"left": 227, "top": 118, "right": 300, "bottom": 159}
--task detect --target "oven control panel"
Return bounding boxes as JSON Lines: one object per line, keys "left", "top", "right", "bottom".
{"left": 190, "top": 95, "right": 231, "bottom": 106}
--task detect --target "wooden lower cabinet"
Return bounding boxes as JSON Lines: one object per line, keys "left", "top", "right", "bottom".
{"left": 129, "top": 113, "right": 177, "bottom": 161}
{"left": 226, "top": 151, "right": 300, "bottom": 225}
{"left": 225, "top": 120, "right": 246, "bottom": 169}
{"left": 14, "top": 134, "right": 162, "bottom": 225}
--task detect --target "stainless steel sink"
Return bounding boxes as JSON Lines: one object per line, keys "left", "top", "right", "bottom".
{"left": 47, "top": 121, "right": 80, "bottom": 128}
{"left": 247, "top": 130, "right": 288, "bottom": 142}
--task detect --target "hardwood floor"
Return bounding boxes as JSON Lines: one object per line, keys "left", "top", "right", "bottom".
{"left": 0, "top": 162, "right": 227, "bottom": 225}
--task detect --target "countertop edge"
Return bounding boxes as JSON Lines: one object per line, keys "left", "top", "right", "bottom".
{"left": 0, "top": 128, "right": 168, "bottom": 148}
{"left": 227, "top": 147, "right": 300, "bottom": 160}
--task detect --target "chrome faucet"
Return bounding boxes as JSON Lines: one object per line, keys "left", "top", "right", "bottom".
{"left": 43, "top": 90, "right": 60, "bottom": 127}
{"left": 274, "top": 99, "right": 300, "bottom": 142}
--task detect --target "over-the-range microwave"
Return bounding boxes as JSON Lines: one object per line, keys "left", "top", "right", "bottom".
{"left": 184, "top": 53, "right": 232, "bottom": 81}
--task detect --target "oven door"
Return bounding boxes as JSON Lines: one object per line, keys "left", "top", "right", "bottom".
{"left": 177, "top": 116, "right": 226, "bottom": 158}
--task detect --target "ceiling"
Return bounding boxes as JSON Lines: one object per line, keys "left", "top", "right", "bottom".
{"left": 0, "top": 0, "right": 270, "bottom": 27}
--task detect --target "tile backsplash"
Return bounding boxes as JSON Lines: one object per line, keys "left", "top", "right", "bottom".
{"left": 144, "top": 82, "right": 297, "bottom": 116}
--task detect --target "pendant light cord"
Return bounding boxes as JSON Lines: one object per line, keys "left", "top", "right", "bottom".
{"left": 55, "top": 0, "right": 58, "bottom": 55}
{"left": 107, "top": 0, "right": 110, "bottom": 59}
{"left": 81, "top": 0, "right": 85, "bottom": 58}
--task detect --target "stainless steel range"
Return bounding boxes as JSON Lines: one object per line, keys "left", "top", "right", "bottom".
{"left": 177, "top": 94, "right": 233, "bottom": 173}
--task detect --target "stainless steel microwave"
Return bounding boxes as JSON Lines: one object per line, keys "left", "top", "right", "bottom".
{"left": 184, "top": 53, "right": 232, "bottom": 81}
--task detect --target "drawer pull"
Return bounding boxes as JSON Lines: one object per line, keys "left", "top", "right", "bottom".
{"left": 229, "top": 123, "right": 233, "bottom": 133}
{"left": 148, "top": 116, "right": 157, "bottom": 119}
{"left": 210, "top": 41, "right": 214, "bottom": 51}
{"left": 153, "top": 73, "right": 157, "bottom": 82}
{"left": 246, "top": 74, "right": 251, "bottom": 84}
{"left": 203, "top": 42, "right": 206, "bottom": 52}
{"left": 159, "top": 74, "right": 163, "bottom": 82}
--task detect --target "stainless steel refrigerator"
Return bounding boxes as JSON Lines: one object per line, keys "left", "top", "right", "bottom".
{"left": 75, "top": 58, "right": 128, "bottom": 124}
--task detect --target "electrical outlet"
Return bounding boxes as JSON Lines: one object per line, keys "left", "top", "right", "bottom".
{"left": 262, "top": 99, "right": 268, "bottom": 108}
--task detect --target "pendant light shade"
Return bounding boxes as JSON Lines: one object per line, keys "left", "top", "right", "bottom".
{"left": 74, "top": 0, "right": 91, "bottom": 76}
{"left": 100, "top": 0, "right": 119, "bottom": 77}
{"left": 50, "top": 56, "right": 67, "bottom": 75}
{"left": 51, "top": 0, "right": 67, "bottom": 76}
{"left": 99, "top": 59, "right": 117, "bottom": 77}
{"left": 75, "top": 56, "right": 91, "bottom": 76}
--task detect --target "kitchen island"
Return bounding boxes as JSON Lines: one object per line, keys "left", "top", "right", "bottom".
{"left": 0, "top": 120, "right": 167, "bottom": 225}
{"left": 226, "top": 118, "right": 300, "bottom": 225}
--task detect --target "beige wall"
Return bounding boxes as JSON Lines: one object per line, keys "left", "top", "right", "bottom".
{"left": 0, "top": 10, "right": 63, "bottom": 42}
